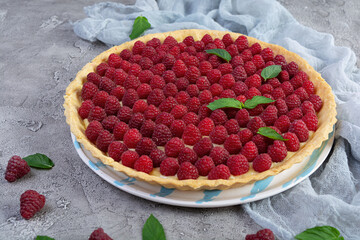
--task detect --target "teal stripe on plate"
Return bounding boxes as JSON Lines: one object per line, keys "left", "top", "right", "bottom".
{"left": 150, "top": 187, "right": 175, "bottom": 197}
{"left": 241, "top": 176, "right": 275, "bottom": 201}
{"left": 196, "top": 190, "right": 222, "bottom": 204}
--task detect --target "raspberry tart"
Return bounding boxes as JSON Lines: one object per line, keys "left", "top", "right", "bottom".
{"left": 64, "top": 29, "right": 336, "bottom": 190}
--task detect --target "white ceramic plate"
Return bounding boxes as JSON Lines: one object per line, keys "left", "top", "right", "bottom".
{"left": 71, "top": 128, "right": 334, "bottom": 208}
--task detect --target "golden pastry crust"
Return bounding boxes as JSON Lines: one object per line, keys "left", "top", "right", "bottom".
{"left": 64, "top": 29, "right": 337, "bottom": 190}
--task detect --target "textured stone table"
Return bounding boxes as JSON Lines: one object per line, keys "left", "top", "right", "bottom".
{"left": 0, "top": 0, "right": 358, "bottom": 239}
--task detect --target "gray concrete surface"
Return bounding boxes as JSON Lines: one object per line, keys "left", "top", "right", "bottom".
{"left": 0, "top": 0, "right": 358, "bottom": 239}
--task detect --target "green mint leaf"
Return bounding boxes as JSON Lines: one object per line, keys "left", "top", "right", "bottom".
{"left": 207, "top": 98, "right": 243, "bottom": 111}
{"left": 261, "top": 65, "right": 282, "bottom": 81}
{"left": 23, "top": 153, "right": 54, "bottom": 169}
{"left": 257, "top": 127, "right": 288, "bottom": 141}
{"left": 142, "top": 214, "right": 166, "bottom": 240}
{"left": 243, "top": 96, "right": 275, "bottom": 109}
{"left": 35, "top": 236, "right": 55, "bottom": 240}
{"left": 205, "top": 49, "right": 232, "bottom": 62}
{"left": 295, "top": 226, "right": 344, "bottom": 240}
{"left": 129, "top": 16, "right": 151, "bottom": 40}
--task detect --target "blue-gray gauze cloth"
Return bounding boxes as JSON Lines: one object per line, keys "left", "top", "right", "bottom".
{"left": 73, "top": 0, "right": 360, "bottom": 239}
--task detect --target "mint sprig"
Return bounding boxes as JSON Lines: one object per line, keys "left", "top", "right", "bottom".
{"left": 36, "top": 236, "right": 55, "bottom": 240}
{"left": 129, "top": 16, "right": 151, "bottom": 40}
{"left": 295, "top": 226, "right": 344, "bottom": 240}
{"left": 23, "top": 153, "right": 54, "bottom": 169}
{"left": 205, "top": 49, "right": 232, "bottom": 62}
{"left": 261, "top": 65, "right": 282, "bottom": 81}
{"left": 207, "top": 96, "right": 274, "bottom": 111}
{"left": 257, "top": 127, "right": 288, "bottom": 141}
{"left": 142, "top": 214, "right": 166, "bottom": 240}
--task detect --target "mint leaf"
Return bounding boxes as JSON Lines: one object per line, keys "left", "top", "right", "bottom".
{"left": 243, "top": 96, "right": 275, "bottom": 109}
{"left": 257, "top": 127, "right": 288, "bottom": 141}
{"left": 295, "top": 226, "right": 344, "bottom": 240}
{"left": 35, "top": 236, "right": 55, "bottom": 240}
{"left": 261, "top": 65, "right": 282, "bottom": 81}
{"left": 129, "top": 16, "right": 151, "bottom": 40}
{"left": 205, "top": 49, "right": 232, "bottom": 62}
{"left": 207, "top": 98, "right": 243, "bottom": 111}
{"left": 23, "top": 153, "right": 54, "bottom": 169}
{"left": 142, "top": 214, "right": 166, "bottom": 240}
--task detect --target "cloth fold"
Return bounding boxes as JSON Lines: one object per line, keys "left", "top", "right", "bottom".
{"left": 73, "top": 0, "right": 360, "bottom": 239}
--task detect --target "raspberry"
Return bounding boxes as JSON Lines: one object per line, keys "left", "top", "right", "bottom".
{"left": 123, "top": 129, "right": 142, "bottom": 148}
{"left": 102, "top": 116, "right": 120, "bottom": 132}
{"left": 224, "top": 134, "right": 242, "bottom": 154}
{"left": 238, "top": 129, "right": 253, "bottom": 144}
{"left": 245, "top": 234, "right": 258, "bottom": 240}
{"left": 147, "top": 89, "right": 165, "bottom": 107}
{"left": 139, "top": 57, "right": 153, "bottom": 70}
{"left": 244, "top": 74, "right": 261, "bottom": 89}
{"left": 153, "top": 50, "right": 166, "bottom": 64}
{"left": 221, "top": 33, "right": 233, "bottom": 47}
{"left": 193, "top": 40, "right": 205, "bottom": 52}
{"left": 78, "top": 100, "right": 95, "bottom": 119}
{"left": 108, "top": 141, "right": 128, "bottom": 162}
{"left": 184, "top": 55, "right": 200, "bottom": 67}
{"left": 184, "top": 66, "right": 200, "bottom": 84}
{"left": 165, "top": 137, "right": 185, "bottom": 157}
{"left": 142, "top": 46, "right": 156, "bottom": 59}
{"left": 184, "top": 46, "right": 197, "bottom": 56}
{"left": 183, "top": 36, "right": 195, "bottom": 46}
{"left": 160, "top": 157, "right": 179, "bottom": 176}
{"left": 192, "top": 137, "right": 212, "bottom": 158}
{"left": 303, "top": 80, "right": 315, "bottom": 95}
{"left": 169, "top": 105, "right": 187, "bottom": 119}
{"left": 243, "top": 61, "right": 256, "bottom": 76}
{"left": 235, "top": 109, "right": 250, "bottom": 127}
{"left": 247, "top": 105, "right": 264, "bottom": 117}
{"left": 241, "top": 141, "right": 259, "bottom": 162}
{"left": 274, "top": 55, "right": 287, "bottom": 67}
{"left": 206, "top": 69, "right": 221, "bottom": 84}
{"left": 203, "top": 147, "right": 229, "bottom": 168}
{"left": 256, "top": 229, "right": 275, "bottom": 240}
{"left": 156, "top": 112, "right": 175, "bottom": 127}
{"left": 285, "top": 61, "right": 299, "bottom": 77}
{"left": 137, "top": 70, "right": 153, "bottom": 84}
{"left": 113, "top": 69, "right": 127, "bottom": 86}
{"left": 222, "top": 119, "right": 239, "bottom": 135}
{"left": 217, "top": 74, "right": 234, "bottom": 90}
{"left": 300, "top": 101, "right": 315, "bottom": 115}
{"left": 245, "top": 87, "right": 262, "bottom": 100}
{"left": 275, "top": 98, "right": 288, "bottom": 116}
{"left": 129, "top": 63, "right": 142, "bottom": 77}
{"left": 252, "top": 54, "right": 265, "bottom": 69}
{"left": 139, "top": 119, "right": 155, "bottom": 138}
{"left": 199, "top": 61, "right": 213, "bottom": 75}
{"left": 121, "top": 60, "right": 132, "bottom": 72}
{"left": 148, "top": 149, "right": 165, "bottom": 167}
{"left": 181, "top": 112, "right": 199, "bottom": 126}
{"left": 268, "top": 140, "right": 287, "bottom": 162}
{"left": 81, "top": 82, "right": 98, "bottom": 100}
{"left": 120, "top": 49, "right": 132, "bottom": 61}
{"left": 132, "top": 40, "right": 146, "bottom": 55}
{"left": 163, "top": 83, "right": 178, "bottom": 98}
{"left": 195, "top": 118, "right": 214, "bottom": 136}
{"left": 132, "top": 100, "right": 147, "bottom": 114}
{"left": 168, "top": 120, "right": 185, "bottom": 138}
{"left": 152, "top": 124, "right": 172, "bottom": 146}
{"left": 177, "top": 162, "right": 199, "bottom": 180}
{"left": 258, "top": 84, "right": 273, "bottom": 95}
{"left": 103, "top": 96, "right": 120, "bottom": 116}
{"left": 99, "top": 77, "right": 116, "bottom": 94}
{"left": 134, "top": 155, "right": 153, "bottom": 174}
{"left": 4, "top": 156, "right": 30, "bottom": 182}
{"left": 308, "top": 94, "right": 323, "bottom": 112}
{"left": 129, "top": 113, "right": 145, "bottom": 129}
{"left": 290, "top": 75, "right": 303, "bottom": 90}
{"left": 87, "top": 72, "right": 102, "bottom": 86}
{"left": 274, "top": 115, "right": 291, "bottom": 133}
{"left": 96, "top": 62, "right": 109, "bottom": 76}
{"left": 122, "top": 89, "right": 139, "bottom": 108}
{"left": 280, "top": 81, "right": 294, "bottom": 96}
{"left": 20, "top": 190, "right": 46, "bottom": 220}
{"left": 226, "top": 154, "right": 249, "bottom": 175}
{"left": 181, "top": 124, "right": 201, "bottom": 146}
{"left": 282, "top": 132, "right": 300, "bottom": 152}
{"left": 110, "top": 86, "right": 125, "bottom": 101}
{"left": 285, "top": 94, "right": 301, "bottom": 110}
{"left": 209, "top": 125, "right": 228, "bottom": 144}
{"left": 150, "top": 63, "right": 166, "bottom": 76}
{"left": 172, "top": 59, "right": 187, "bottom": 77}
{"left": 158, "top": 97, "right": 177, "bottom": 113}
{"left": 121, "top": 150, "right": 139, "bottom": 168}
{"left": 105, "top": 67, "right": 117, "bottom": 81}
{"left": 89, "top": 228, "right": 113, "bottom": 240}
{"left": 198, "top": 90, "right": 213, "bottom": 105}
{"left": 146, "top": 38, "right": 161, "bottom": 48}
{"left": 247, "top": 116, "right": 266, "bottom": 134}
{"left": 252, "top": 134, "right": 269, "bottom": 154}
{"left": 96, "top": 130, "right": 114, "bottom": 152}
{"left": 253, "top": 154, "right": 272, "bottom": 172}
{"left": 287, "top": 108, "right": 303, "bottom": 122}
{"left": 163, "top": 36, "right": 178, "bottom": 48}
{"left": 175, "top": 148, "right": 197, "bottom": 166}
{"left": 259, "top": 105, "right": 278, "bottom": 126}
{"left": 208, "top": 164, "right": 231, "bottom": 180}
{"left": 270, "top": 87, "right": 285, "bottom": 100}
{"left": 88, "top": 106, "right": 106, "bottom": 122}
{"left": 278, "top": 70, "right": 290, "bottom": 83}
{"left": 143, "top": 104, "right": 159, "bottom": 121}
{"left": 117, "top": 106, "right": 133, "bottom": 123}
{"left": 185, "top": 97, "right": 200, "bottom": 113}
{"left": 294, "top": 87, "right": 309, "bottom": 102}
{"left": 85, "top": 121, "right": 103, "bottom": 142}
{"left": 209, "top": 109, "right": 227, "bottom": 126}
{"left": 302, "top": 112, "right": 318, "bottom": 131}
{"left": 123, "top": 75, "right": 140, "bottom": 90}
{"left": 194, "top": 77, "right": 209, "bottom": 92}
{"left": 208, "top": 84, "right": 223, "bottom": 97}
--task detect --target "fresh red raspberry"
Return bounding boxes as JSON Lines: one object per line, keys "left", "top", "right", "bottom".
{"left": 273, "top": 115, "right": 290, "bottom": 133}
{"left": 209, "top": 54, "right": 223, "bottom": 69}
{"left": 199, "top": 61, "right": 213, "bottom": 75}
{"left": 146, "top": 38, "right": 161, "bottom": 48}
{"left": 209, "top": 125, "right": 228, "bottom": 144}
{"left": 108, "top": 141, "right": 128, "bottom": 162}
{"left": 152, "top": 124, "right": 172, "bottom": 146}
{"left": 282, "top": 132, "right": 300, "bottom": 152}
{"left": 285, "top": 94, "right": 301, "bottom": 110}
{"left": 132, "top": 40, "right": 146, "bottom": 55}
{"left": 103, "top": 96, "right": 120, "bottom": 116}
{"left": 217, "top": 63, "right": 232, "bottom": 75}
{"left": 270, "top": 87, "right": 285, "bottom": 100}
{"left": 294, "top": 87, "right": 309, "bottom": 102}
{"left": 274, "top": 55, "right": 287, "bottom": 67}
{"left": 208, "top": 83, "right": 223, "bottom": 97}
{"left": 150, "top": 63, "right": 166, "bottom": 76}
{"left": 280, "top": 81, "right": 294, "bottom": 96}
{"left": 249, "top": 42, "right": 261, "bottom": 55}
{"left": 137, "top": 70, "right": 153, "bottom": 84}
{"left": 160, "top": 157, "right": 179, "bottom": 176}
{"left": 245, "top": 234, "right": 258, "bottom": 240}
{"left": 244, "top": 61, "right": 256, "bottom": 76}
{"left": 174, "top": 78, "right": 189, "bottom": 92}
{"left": 259, "top": 105, "right": 278, "bottom": 126}
{"left": 165, "top": 137, "right": 185, "bottom": 157}
{"left": 112, "top": 121, "right": 131, "bottom": 141}
{"left": 87, "top": 72, "right": 102, "bottom": 86}
{"left": 302, "top": 112, "right": 318, "bottom": 131}
{"left": 89, "top": 228, "right": 113, "bottom": 240}
{"left": 158, "top": 97, "right": 177, "bottom": 113}
{"left": 143, "top": 104, "right": 159, "bottom": 121}
{"left": 85, "top": 121, "right": 103, "bottom": 143}
{"left": 206, "top": 69, "right": 221, "bottom": 84}
{"left": 241, "top": 141, "right": 259, "bottom": 162}
{"left": 169, "top": 120, "right": 185, "bottom": 138}
{"left": 247, "top": 116, "right": 266, "bottom": 134}
{"left": 258, "top": 84, "right": 273, "bottom": 95}
{"left": 285, "top": 61, "right": 299, "bottom": 77}
{"left": 255, "top": 228, "right": 275, "bottom": 240}
{"left": 96, "top": 130, "right": 114, "bottom": 152}
{"left": 139, "top": 119, "right": 155, "bottom": 138}
{"left": 184, "top": 66, "right": 200, "bottom": 84}
{"left": 235, "top": 109, "right": 249, "bottom": 127}
{"left": 147, "top": 89, "right": 165, "bottom": 107}
{"left": 223, "top": 119, "right": 239, "bottom": 135}
{"left": 200, "top": 34, "right": 213, "bottom": 45}
{"left": 113, "top": 69, "right": 127, "bottom": 86}
{"left": 110, "top": 87, "right": 125, "bottom": 101}
{"left": 122, "top": 89, "right": 139, "bottom": 108}
{"left": 209, "top": 109, "right": 227, "bottom": 126}
{"left": 247, "top": 105, "right": 264, "bottom": 117}
{"left": 181, "top": 124, "right": 201, "bottom": 146}
{"left": 231, "top": 83, "right": 247, "bottom": 98}
{"left": 290, "top": 75, "right": 303, "bottom": 90}
{"left": 123, "top": 128, "right": 142, "bottom": 148}
{"left": 184, "top": 56, "right": 200, "bottom": 68}
{"left": 230, "top": 55, "right": 244, "bottom": 68}
{"left": 252, "top": 54, "right": 265, "bottom": 69}
{"left": 138, "top": 57, "right": 153, "bottom": 70}
{"left": 120, "top": 49, "right": 132, "bottom": 61}
{"left": 81, "top": 82, "right": 98, "bottom": 100}
{"left": 185, "top": 97, "right": 200, "bottom": 113}
{"left": 156, "top": 112, "right": 175, "bottom": 127}
{"left": 289, "top": 120, "right": 309, "bottom": 142}
{"left": 198, "top": 90, "right": 212, "bottom": 105}
{"left": 128, "top": 64, "right": 142, "bottom": 77}
{"left": 96, "top": 62, "right": 109, "bottom": 76}
{"left": 301, "top": 101, "right": 316, "bottom": 115}
{"left": 101, "top": 115, "right": 120, "bottom": 132}
{"left": 163, "top": 83, "right": 178, "bottom": 97}
{"left": 129, "top": 113, "right": 145, "bottom": 129}
{"left": 192, "top": 137, "right": 212, "bottom": 158}
{"left": 78, "top": 100, "right": 95, "bottom": 119}
{"left": 172, "top": 59, "right": 187, "bottom": 77}
{"left": 308, "top": 94, "right": 323, "bottom": 112}
{"left": 218, "top": 89, "right": 235, "bottom": 99}
{"left": 193, "top": 156, "right": 214, "bottom": 176}
{"left": 217, "top": 74, "right": 234, "bottom": 90}
{"left": 259, "top": 48, "right": 274, "bottom": 62}
{"left": 275, "top": 98, "right": 288, "bottom": 116}
{"left": 302, "top": 79, "right": 315, "bottom": 95}
{"left": 193, "top": 40, "right": 205, "bottom": 52}
{"left": 197, "top": 104, "right": 211, "bottom": 120}
{"left": 129, "top": 54, "right": 143, "bottom": 64}
{"left": 197, "top": 118, "right": 214, "bottom": 136}
{"left": 253, "top": 153, "right": 272, "bottom": 172}
{"left": 181, "top": 112, "right": 198, "bottom": 126}
{"left": 251, "top": 134, "right": 269, "bottom": 154}
{"left": 169, "top": 105, "right": 187, "bottom": 119}
{"left": 134, "top": 155, "right": 153, "bottom": 173}
{"left": 278, "top": 70, "right": 290, "bottom": 83}
{"left": 149, "top": 149, "right": 166, "bottom": 167}
{"left": 104, "top": 67, "right": 116, "bottom": 81}
{"left": 287, "top": 108, "right": 303, "bottom": 122}
{"left": 244, "top": 74, "right": 261, "bottom": 89}
{"left": 163, "top": 36, "right": 178, "bottom": 48}
{"left": 224, "top": 134, "right": 242, "bottom": 154}
{"left": 20, "top": 190, "right": 45, "bottom": 220}
{"left": 117, "top": 106, "right": 133, "bottom": 123}
{"left": 4, "top": 156, "right": 30, "bottom": 182}
{"left": 183, "top": 36, "right": 195, "bottom": 46}
{"left": 142, "top": 46, "right": 156, "bottom": 59}
{"left": 267, "top": 140, "right": 287, "bottom": 162}
{"left": 99, "top": 77, "right": 116, "bottom": 94}
{"left": 206, "top": 147, "right": 229, "bottom": 166}
{"left": 195, "top": 77, "right": 210, "bottom": 91}
{"left": 120, "top": 60, "right": 131, "bottom": 72}
{"left": 168, "top": 45, "right": 180, "bottom": 56}
{"left": 196, "top": 52, "right": 208, "bottom": 62}
{"left": 245, "top": 87, "right": 261, "bottom": 100}
{"left": 121, "top": 150, "right": 139, "bottom": 168}
{"left": 268, "top": 78, "right": 281, "bottom": 88}
{"left": 234, "top": 35, "right": 248, "bottom": 51}
{"left": 208, "top": 164, "right": 231, "bottom": 180}
{"left": 176, "top": 162, "right": 199, "bottom": 180}
{"left": 238, "top": 129, "right": 253, "bottom": 144}
{"left": 153, "top": 50, "right": 167, "bottom": 64}
{"left": 222, "top": 33, "right": 233, "bottom": 47}
{"left": 176, "top": 148, "right": 197, "bottom": 165}
{"left": 88, "top": 106, "right": 106, "bottom": 122}
{"left": 177, "top": 52, "right": 190, "bottom": 62}
{"left": 227, "top": 154, "right": 249, "bottom": 175}
{"left": 132, "top": 100, "right": 147, "bottom": 114}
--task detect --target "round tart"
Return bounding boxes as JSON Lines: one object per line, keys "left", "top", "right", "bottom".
{"left": 64, "top": 29, "right": 336, "bottom": 190}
